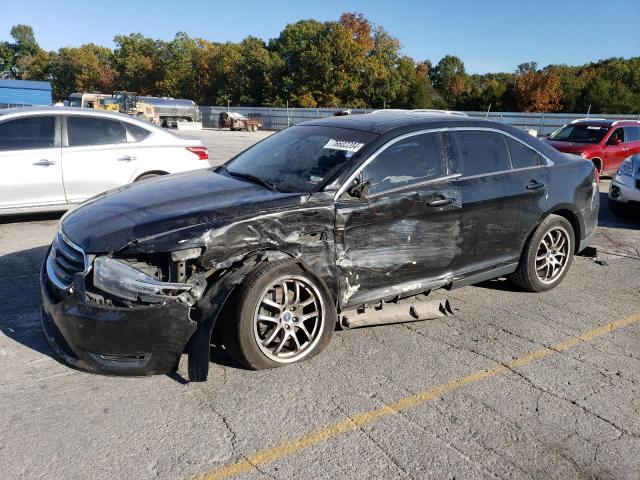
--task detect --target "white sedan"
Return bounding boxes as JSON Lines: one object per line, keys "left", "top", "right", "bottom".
{"left": 0, "top": 107, "right": 211, "bottom": 215}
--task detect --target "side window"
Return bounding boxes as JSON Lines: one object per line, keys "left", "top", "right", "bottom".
{"left": 0, "top": 116, "right": 55, "bottom": 151}
{"left": 125, "top": 123, "right": 151, "bottom": 142}
{"left": 608, "top": 128, "right": 625, "bottom": 144}
{"left": 451, "top": 130, "right": 511, "bottom": 176}
{"left": 363, "top": 132, "right": 446, "bottom": 194}
{"left": 67, "top": 116, "right": 127, "bottom": 147}
{"left": 506, "top": 137, "right": 540, "bottom": 169}
{"left": 623, "top": 126, "right": 640, "bottom": 142}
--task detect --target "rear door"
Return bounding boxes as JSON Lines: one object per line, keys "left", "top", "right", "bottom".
{"left": 0, "top": 115, "right": 65, "bottom": 210}
{"left": 334, "top": 131, "right": 461, "bottom": 308}
{"left": 448, "top": 129, "right": 548, "bottom": 278}
{"left": 61, "top": 115, "right": 138, "bottom": 203}
{"left": 623, "top": 126, "right": 640, "bottom": 160}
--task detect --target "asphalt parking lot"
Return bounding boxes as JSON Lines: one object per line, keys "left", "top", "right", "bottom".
{"left": 176, "top": 128, "right": 273, "bottom": 165}
{"left": 1, "top": 129, "right": 639, "bottom": 480}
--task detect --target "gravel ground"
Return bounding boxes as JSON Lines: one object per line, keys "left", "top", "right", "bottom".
{"left": 0, "top": 128, "right": 639, "bottom": 480}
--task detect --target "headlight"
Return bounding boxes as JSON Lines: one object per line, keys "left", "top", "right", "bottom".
{"left": 617, "top": 159, "right": 633, "bottom": 177}
{"left": 93, "top": 256, "right": 193, "bottom": 302}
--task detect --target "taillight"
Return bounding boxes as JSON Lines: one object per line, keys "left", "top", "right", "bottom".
{"left": 186, "top": 146, "right": 208, "bottom": 160}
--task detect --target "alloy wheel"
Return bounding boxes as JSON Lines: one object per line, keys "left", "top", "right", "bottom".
{"left": 253, "top": 275, "right": 324, "bottom": 363}
{"left": 535, "top": 226, "right": 571, "bottom": 284}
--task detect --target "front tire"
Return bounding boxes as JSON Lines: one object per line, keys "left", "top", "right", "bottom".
{"left": 224, "top": 261, "right": 335, "bottom": 370}
{"left": 510, "top": 214, "right": 574, "bottom": 292}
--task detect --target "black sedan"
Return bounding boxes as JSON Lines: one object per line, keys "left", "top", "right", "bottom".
{"left": 40, "top": 112, "right": 599, "bottom": 381}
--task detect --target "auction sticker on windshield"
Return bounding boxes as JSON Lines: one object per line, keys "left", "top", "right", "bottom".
{"left": 323, "top": 139, "right": 365, "bottom": 153}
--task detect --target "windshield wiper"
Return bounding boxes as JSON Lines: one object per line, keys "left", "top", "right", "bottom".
{"left": 221, "top": 167, "right": 280, "bottom": 192}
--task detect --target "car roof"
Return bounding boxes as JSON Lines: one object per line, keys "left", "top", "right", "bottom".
{"left": 570, "top": 119, "right": 640, "bottom": 128}
{"left": 570, "top": 119, "right": 614, "bottom": 127}
{"left": 0, "top": 106, "right": 161, "bottom": 130}
{"left": 301, "top": 111, "right": 500, "bottom": 135}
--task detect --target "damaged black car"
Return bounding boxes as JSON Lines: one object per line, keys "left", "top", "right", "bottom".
{"left": 40, "top": 112, "right": 599, "bottom": 381}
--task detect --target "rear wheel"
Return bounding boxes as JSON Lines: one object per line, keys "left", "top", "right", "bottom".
{"left": 223, "top": 261, "right": 335, "bottom": 370}
{"left": 509, "top": 214, "right": 574, "bottom": 292}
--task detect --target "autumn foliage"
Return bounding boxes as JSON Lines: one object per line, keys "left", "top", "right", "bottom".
{"left": 514, "top": 63, "right": 563, "bottom": 112}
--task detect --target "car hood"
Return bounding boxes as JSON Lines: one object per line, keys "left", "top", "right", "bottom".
{"left": 61, "top": 169, "right": 304, "bottom": 253}
{"left": 545, "top": 139, "right": 596, "bottom": 153}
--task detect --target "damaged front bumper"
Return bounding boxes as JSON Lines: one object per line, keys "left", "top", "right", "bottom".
{"left": 40, "top": 261, "right": 197, "bottom": 376}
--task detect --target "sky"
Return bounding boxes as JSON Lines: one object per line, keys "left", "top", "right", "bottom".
{"left": 1, "top": 0, "right": 639, "bottom": 74}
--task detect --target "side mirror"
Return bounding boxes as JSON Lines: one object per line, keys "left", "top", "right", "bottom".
{"left": 347, "top": 178, "right": 372, "bottom": 198}
{"left": 608, "top": 137, "right": 622, "bottom": 146}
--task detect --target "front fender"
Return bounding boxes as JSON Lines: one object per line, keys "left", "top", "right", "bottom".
{"left": 186, "top": 250, "right": 293, "bottom": 381}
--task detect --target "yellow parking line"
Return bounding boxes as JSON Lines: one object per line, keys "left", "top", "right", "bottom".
{"left": 194, "top": 313, "right": 640, "bottom": 480}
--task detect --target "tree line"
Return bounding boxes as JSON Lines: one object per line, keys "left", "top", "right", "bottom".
{"left": 1, "top": 14, "right": 639, "bottom": 113}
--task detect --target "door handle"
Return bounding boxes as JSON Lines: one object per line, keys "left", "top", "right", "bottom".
{"left": 32, "top": 159, "right": 56, "bottom": 166}
{"left": 526, "top": 181, "right": 545, "bottom": 191}
{"left": 117, "top": 155, "right": 137, "bottom": 161}
{"left": 427, "top": 196, "right": 454, "bottom": 207}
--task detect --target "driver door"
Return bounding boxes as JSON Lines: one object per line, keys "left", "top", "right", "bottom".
{"left": 334, "top": 131, "right": 461, "bottom": 309}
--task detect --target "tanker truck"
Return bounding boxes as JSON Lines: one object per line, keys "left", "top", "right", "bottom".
{"left": 113, "top": 92, "right": 203, "bottom": 130}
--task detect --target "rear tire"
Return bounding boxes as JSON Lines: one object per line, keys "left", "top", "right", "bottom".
{"left": 509, "top": 215, "right": 574, "bottom": 292}
{"left": 223, "top": 261, "right": 335, "bottom": 370}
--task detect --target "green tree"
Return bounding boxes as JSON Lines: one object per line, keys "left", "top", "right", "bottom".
{"left": 113, "top": 33, "right": 162, "bottom": 94}
{"left": 430, "top": 55, "right": 469, "bottom": 108}
{"left": 51, "top": 44, "right": 115, "bottom": 99}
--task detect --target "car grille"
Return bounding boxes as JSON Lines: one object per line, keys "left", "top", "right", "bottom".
{"left": 46, "top": 232, "right": 87, "bottom": 290}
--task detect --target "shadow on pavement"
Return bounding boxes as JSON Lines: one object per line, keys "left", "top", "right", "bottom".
{"left": 597, "top": 191, "right": 640, "bottom": 230}
{"left": 0, "top": 211, "right": 64, "bottom": 225}
{"left": 0, "top": 245, "right": 62, "bottom": 364}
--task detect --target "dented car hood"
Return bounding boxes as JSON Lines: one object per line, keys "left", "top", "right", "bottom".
{"left": 61, "top": 169, "right": 304, "bottom": 253}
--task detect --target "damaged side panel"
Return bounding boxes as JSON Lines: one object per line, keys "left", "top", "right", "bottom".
{"left": 334, "top": 182, "right": 462, "bottom": 309}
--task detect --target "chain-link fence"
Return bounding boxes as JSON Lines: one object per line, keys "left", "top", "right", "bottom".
{"left": 200, "top": 106, "right": 640, "bottom": 136}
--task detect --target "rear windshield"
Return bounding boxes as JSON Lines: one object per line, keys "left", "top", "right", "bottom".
{"left": 223, "top": 125, "right": 378, "bottom": 193}
{"left": 549, "top": 124, "right": 609, "bottom": 144}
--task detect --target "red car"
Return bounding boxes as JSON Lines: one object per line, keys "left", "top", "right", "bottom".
{"left": 546, "top": 119, "right": 640, "bottom": 176}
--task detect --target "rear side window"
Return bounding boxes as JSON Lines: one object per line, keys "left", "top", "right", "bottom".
{"left": 363, "top": 132, "right": 446, "bottom": 194}
{"left": 623, "top": 126, "right": 640, "bottom": 142}
{"left": 126, "top": 123, "right": 151, "bottom": 142}
{"left": 451, "top": 130, "right": 511, "bottom": 176}
{"left": 0, "top": 116, "right": 55, "bottom": 151}
{"left": 506, "top": 137, "right": 540, "bottom": 169}
{"left": 67, "top": 116, "right": 127, "bottom": 147}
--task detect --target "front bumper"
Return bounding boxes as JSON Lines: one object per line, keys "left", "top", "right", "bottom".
{"left": 40, "top": 259, "right": 197, "bottom": 376}
{"left": 610, "top": 174, "right": 640, "bottom": 204}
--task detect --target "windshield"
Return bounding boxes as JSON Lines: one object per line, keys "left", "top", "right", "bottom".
{"left": 68, "top": 98, "right": 82, "bottom": 107}
{"left": 223, "top": 125, "right": 378, "bottom": 193}
{"left": 549, "top": 124, "right": 609, "bottom": 144}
